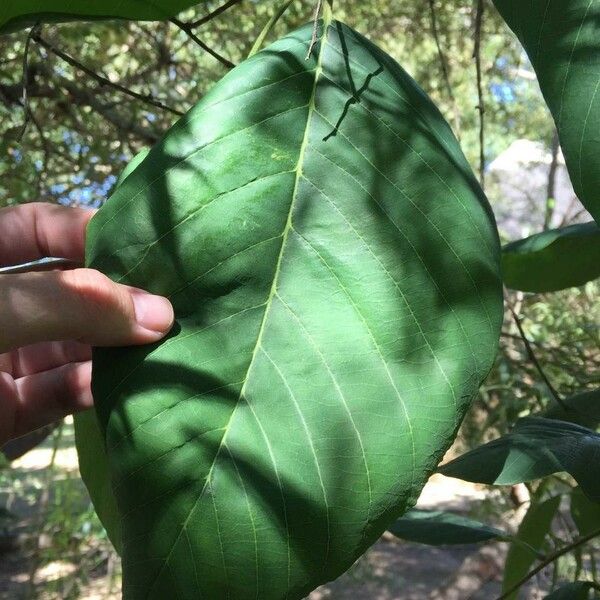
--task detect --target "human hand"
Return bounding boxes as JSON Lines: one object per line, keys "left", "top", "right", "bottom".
{"left": 0, "top": 203, "right": 174, "bottom": 446}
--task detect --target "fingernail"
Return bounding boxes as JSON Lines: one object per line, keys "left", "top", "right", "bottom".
{"left": 130, "top": 289, "right": 174, "bottom": 336}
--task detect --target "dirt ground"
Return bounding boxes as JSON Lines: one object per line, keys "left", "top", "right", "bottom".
{"left": 0, "top": 422, "right": 547, "bottom": 599}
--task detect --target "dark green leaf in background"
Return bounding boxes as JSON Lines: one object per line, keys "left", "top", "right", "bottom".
{"left": 544, "top": 582, "right": 598, "bottom": 600}
{"left": 546, "top": 389, "right": 600, "bottom": 431}
{"left": 570, "top": 487, "right": 600, "bottom": 538}
{"left": 78, "top": 18, "right": 502, "bottom": 600}
{"left": 492, "top": 0, "right": 600, "bottom": 223}
{"left": 503, "top": 495, "right": 561, "bottom": 600}
{"left": 502, "top": 223, "right": 600, "bottom": 292}
{"left": 0, "top": 0, "right": 203, "bottom": 35}
{"left": 439, "top": 417, "right": 600, "bottom": 501}
{"left": 388, "top": 509, "right": 506, "bottom": 545}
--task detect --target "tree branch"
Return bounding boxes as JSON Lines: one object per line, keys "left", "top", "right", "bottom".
{"left": 170, "top": 18, "right": 235, "bottom": 69}
{"left": 428, "top": 0, "right": 461, "bottom": 138}
{"left": 473, "top": 0, "right": 485, "bottom": 189}
{"left": 544, "top": 130, "right": 560, "bottom": 230}
{"left": 495, "top": 526, "right": 600, "bottom": 600}
{"left": 506, "top": 301, "right": 568, "bottom": 410}
{"left": 17, "top": 24, "right": 41, "bottom": 141}
{"left": 31, "top": 32, "right": 184, "bottom": 116}
{"left": 191, "top": 0, "right": 245, "bottom": 28}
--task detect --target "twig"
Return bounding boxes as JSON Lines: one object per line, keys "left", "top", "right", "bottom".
{"left": 307, "top": 0, "right": 324, "bottom": 59}
{"left": 427, "top": 0, "right": 461, "bottom": 138}
{"left": 191, "top": 0, "right": 245, "bottom": 28}
{"left": 506, "top": 300, "right": 568, "bottom": 410}
{"left": 31, "top": 32, "right": 183, "bottom": 116}
{"left": 544, "top": 130, "right": 560, "bottom": 230}
{"left": 495, "top": 526, "right": 600, "bottom": 600}
{"left": 473, "top": 0, "right": 485, "bottom": 189}
{"left": 170, "top": 18, "right": 235, "bottom": 69}
{"left": 249, "top": 0, "right": 295, "bottom": 58}
{"left": 17, "top": 24, "right": 41, "bottom": 141}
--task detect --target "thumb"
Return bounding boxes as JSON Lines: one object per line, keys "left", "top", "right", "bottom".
{"left": 0, "top": 269, "right": 174, "bottom": 353}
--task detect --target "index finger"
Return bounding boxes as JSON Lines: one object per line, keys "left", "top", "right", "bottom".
{"left": 0, "top": 203, "right": 96, "bottom": 267}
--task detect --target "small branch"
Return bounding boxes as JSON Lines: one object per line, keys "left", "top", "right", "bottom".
{"left": 31, "top": 32, "right": 183, "bottom": 116}
{"left": 495, "top": 526, "right": 600, "bottom": 600}
{"left": 506, "top": 300, "right": 567, "bottom": 410}
{"left": 473, "top": 0, "right": 485, "bottom": 189}
{"left": 17, "top": 24, "right": 41, "bottom": 141}
{"left": 191, "top": 0, "right": 245, "bottom": 28}
{"left": 307, "top": 0, "right": 324, "bottom": 59}
{"left": 428, "top": 0, "right": 461, "bottom": 138}
{"left": 170, "top": 18, "right": 235, "bottom": 69}
{"left": 544, "top": 130, "right": 560, "bottom": 230}
{"left": 249, "top": 0, "right": 295, "bottom": 58}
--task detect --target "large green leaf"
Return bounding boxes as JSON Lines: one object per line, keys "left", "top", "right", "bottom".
{"left": 0, "top": 1, "right": 202, "bottom": 35}
{"left": 80, "top": 18, "right": 502, "bottom": 599}
{"left": 503, "top": 496, "right": 561, "bottom": 600}
{"left": 439, "top": 417, "right": 600, "bottom": 501}
{"left": 502, "top": 223, "right": 600, "bottom": 292}
{"left": 388, "top": 509, "right": 506, "bottom": 545}
{"left": 492, "top": 0, "right": 600, "bottom": 223}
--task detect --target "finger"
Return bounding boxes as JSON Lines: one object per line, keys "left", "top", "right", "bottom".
{"left": 3, "top": 341, "right": 91, "bottom": 377}
{"left": 12, "top": 361, "right": 93, "bottom": 440}
{"left": 0, "top": 269, "right": 174, "bottom": 353}
{"left": 0, "top": 203, "right": 95, "bottom": 267}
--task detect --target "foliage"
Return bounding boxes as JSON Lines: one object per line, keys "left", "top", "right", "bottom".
{"left": 388, "top": 509, "right": 506, "bottom": 545}
{"left": 0, "top": 0, "right": 598, "bottom": 598}
{"left": 0, "top": 0, "right": 203, "bottom": 34}
{"left": 502, "top": 223, "right": 600, "bottom": 293}
{"left": 440, "top": 417, "right": 600, "bottom": 501}
{"left": 502, "top": 495, "right": 561, "bottom": 600}
{"left": 492, "top": 0, "right": 600, "bottom": 223}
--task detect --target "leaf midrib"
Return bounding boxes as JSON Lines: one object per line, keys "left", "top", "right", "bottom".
{"left": 144, "top": 18, "right": 332, "bottom": 597}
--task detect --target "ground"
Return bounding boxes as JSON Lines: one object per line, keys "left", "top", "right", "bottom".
{"left": 0, "top": 421, "right": 550, "bottom": 599}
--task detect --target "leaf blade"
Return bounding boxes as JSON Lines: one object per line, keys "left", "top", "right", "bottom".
{"left": 492, "top": 0, "right": 600, "bottom": 223}
{"left": 0, "top": 1, "right": 202, "bottom": 34}
{"left": 82, "top": 20, "right": 503, "bottom": 599}
{"left": 439, "top": 417, "right": 600, "bottom": 501}
{"left": 503, "top": 496, "right": 561, "bottom": 600}
{"left": 388, "top": 509, "right": 506, "bottom": 545}
{"left": 502, "top": 223, "right": 600, "bottom": 292}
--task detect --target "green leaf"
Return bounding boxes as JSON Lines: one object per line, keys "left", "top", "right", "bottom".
{"left": 545, "top": 389, "right": 600, "bottom": 431}
{"left": 74, "top": 410, "right": 122, "bottom": 553}
{"left": 388, "top": 509, "right": 506, "bottom": 545}
{"left": 0, "top": 1, "right": 202, "bottom": 35}
{"left": 439, "top": 417, "right": 600, "bottom": 501}
{"left": 544, "top": 582, "right": 597, "bottom": 600}
{"left": 570, "top": 487, "right": 600, "bottom": 537}
{"left": 81, "top": 19, "right": 502, "bottom": 599}
{"left": 502, "top": 223, "right": 600, "bottom": 292}
{"left": 503, "top": 496, "right": 561, "bottom": 600}
{"left": 492, "top": 0, "right": 600, "bottom": 224}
